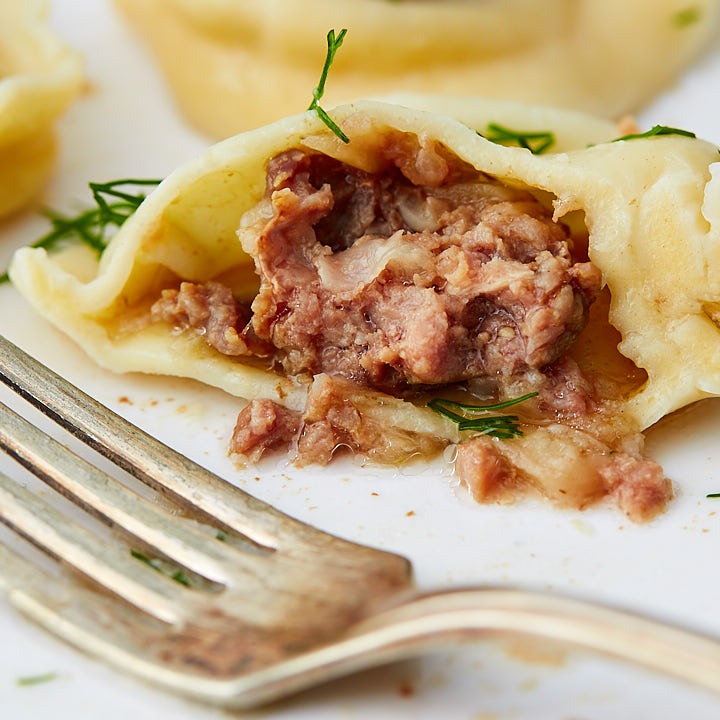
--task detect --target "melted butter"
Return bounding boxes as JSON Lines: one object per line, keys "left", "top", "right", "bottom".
{"left": 569, "top": 288, "right": 648, "bottom": 400}
{"left": 702, "top": 301, "right": 720, "bottom": 330}
{"left": 213, "top": 262, "right": 260, "bottom": 303}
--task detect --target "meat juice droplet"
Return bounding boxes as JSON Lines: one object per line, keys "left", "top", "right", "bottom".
{"left": 443, "top": 443, "right": 459, "bottom": 465}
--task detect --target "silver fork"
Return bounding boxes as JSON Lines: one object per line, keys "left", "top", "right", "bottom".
{"left": 1, "top": 334, "right": 720, "bottom": 709}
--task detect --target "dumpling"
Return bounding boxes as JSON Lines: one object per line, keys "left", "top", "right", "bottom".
{"left": 113, "top": 0, "right": 720, "bottom": 138}
{"left": 0, "top": 0, "right": 83, "bottom": 218}
{"left": 10, "top": 96, "right": 720, "bottom": 521}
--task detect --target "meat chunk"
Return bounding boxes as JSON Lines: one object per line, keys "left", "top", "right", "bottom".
{"left": 239, "top": 146, "right": 601, "bottom": 390}
{"left": 151, "top": 280, "right": 255, "bottom": 356}
{"left": 229, "top": 399, "right": 301, "bottom": 463}
{"left": 296, "top": 374, "right": 366, "bottom": 466}
{"left": 599, "top": 455, "right": 672, "bottom": 523}
{"left": 295, "top": 374, "right": 443, "bottom": 466}
{"left": 455, "top": 437, "right": 517, "bottom": 503}
{"left": 456, "top": 425, "right": 671, "bottom": 522}
{"left": 228, "top": 375, "right": 444, "bottom": 467}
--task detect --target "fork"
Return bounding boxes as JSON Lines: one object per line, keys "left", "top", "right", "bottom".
{"left": 1, "top": 334, "right": 720, "bottom": 708}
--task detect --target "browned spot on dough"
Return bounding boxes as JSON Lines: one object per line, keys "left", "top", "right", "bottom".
{"left": 503, "top": 637, "right": 567, "bottom": 667}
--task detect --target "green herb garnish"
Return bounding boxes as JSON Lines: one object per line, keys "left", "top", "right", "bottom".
{"left": 706, "top": 493, "right": 720, "bottom": 498}
{"left": 0, "top": 178, "right": 161, "bottom": 284}
{"left": 673, "top": 6, "right": 702, "bottom": 27}
{"left": 130, "top": 549, "right": 191, "bottom": 587}
{"left": 428, "top": 392, "right": 538, "bottom": 439}
{"left": 612, "top": 125, "right": 696, "bottom": 143}
{"left": 480, "top": 123, "right": 555, "bottom": 154}
{"left": 16, "top": 673, "right": 58, "bottom": 687}
{"left": 308, "top": 29, "right": 349, "bottom": 144}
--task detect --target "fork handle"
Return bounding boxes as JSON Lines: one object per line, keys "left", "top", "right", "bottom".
{"left": 243, "top": 588, "right": 720, "bottom": 707}
{"left": 351, "top": 588, "right": 720, "bottom": 686}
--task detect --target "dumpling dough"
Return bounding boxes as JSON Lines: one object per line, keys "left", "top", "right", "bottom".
{"left": 113, "top": 0, "right": 720, "bottom": 138}
{"left": 0, "top": 0, "right": 83, "bottom": 218}
{"left": 8, "top": 95, "right": 720, "bottom": 438}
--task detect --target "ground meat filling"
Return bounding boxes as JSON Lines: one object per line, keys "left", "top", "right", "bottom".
{"left": 456, "top": 427, "right": 671, "bottom": 523}
{"left": 151, "top": 280, "right": 270, "bottom": 356}
{"left": 151, "top": 135, "right": 670, "bottom": 521}
{"left": 230, "top": 399, "right": 301, "bottom": 463}
{"left": 230, "top": 376, "right": 445, "bottom": 467}
{"left": 244, "top": 147, "right": 602, "bottom": 390}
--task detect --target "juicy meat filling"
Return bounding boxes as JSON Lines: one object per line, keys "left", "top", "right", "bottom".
{"left": 230, "top": 376, "right": 443, "bottom": 467}
{"left": 242, "top": 148, "right": 601, "bottom": 389}
{"left": 230, "top": 399, "right": 301, "bottom": 463}
{"left": 151, "top": 280, "right": 269, "bottom": 356}
{"left": 456, "top": 428, "right": 671, "bottom": 523}
{"left": 150, "top": 134, "right": 667, "bottom": 522}
{"left": 295, "top": 374, "right": 442, "bottom": 466}
{"left": 152, "top": 281, "right": 251, "bottom": 355}
{"left": 296, "top": 374, "right": 369, "bottom": 467}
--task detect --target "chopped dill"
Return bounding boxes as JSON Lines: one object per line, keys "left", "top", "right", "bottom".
{"left": 479, "top": 123, "right": 555, "bottom": 154}
{"left": 16, "top": 673, "right": 58, "bottom": 687}
{"left": 308, "top": 29, "right": 349, "bottom": 143}
{"left": 612, "top": 125, "right": 696, "bottom": 143}
{"left": 427, "top": 392, "right": 538, "bottom": 439}
{"left": 0, "top": 178, "right": 161, "bottom": 284}
{"left": 673, "top": 6, "right": 702, "bottom": 27}
{"left": 130, "top": 549, "right": 191, "bottom": 587}
{"left": 706, "top": 493, "right": 720, "bottom": 498}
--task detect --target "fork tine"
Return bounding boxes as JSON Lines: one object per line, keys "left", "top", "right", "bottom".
{"left": 0, "top": 335, "right": 411, "bottom": 581}
{"left": 0, "top": 472, "right": 186, "bottom": 624}
{"left": 0, "top": 540, "right": 248, "bottom": 705}
{"left": 0, "top": 397, "right": 348, "bottom": 622}
{"left": 0, "top": 334, "right": 326, "bottom": 551}
{"left": 0, "top": 540, "right": 47, "bottom": 594}
{"left": 0, "top": 333, "right": 411, "bottom": 602}
{"left": 0, "top": 397, "right": 269, "bottom": 585}
{"left": 0, "top": 541, "right": 193, "bottom": 686}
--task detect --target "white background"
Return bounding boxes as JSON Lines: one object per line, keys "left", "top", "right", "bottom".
{"left": 2, "top": 2, "right": 720, "bottom": 718}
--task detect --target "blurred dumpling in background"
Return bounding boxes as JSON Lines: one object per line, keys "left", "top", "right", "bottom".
{"left": 114, "top": 0, "right": 720, "bottom": 139}
{"left": 0, "top": 0, "right": 83, "bottom": 219}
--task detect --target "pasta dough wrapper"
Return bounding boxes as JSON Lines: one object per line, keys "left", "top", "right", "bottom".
{"left": 8, "top": 96, "right": 720, "bottom": 436}
{"left": 113, "top": 0, "right": 720, "bottom": 138}
{"left": 0, "top": 0, "right": 83, "bottom": 218}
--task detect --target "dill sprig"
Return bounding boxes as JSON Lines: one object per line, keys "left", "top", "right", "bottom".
{"left": 480, "top": 123, "right": 555, "bottom": 154}
{"left": 130, "top": 548, "right": 191, "bottom": 587}
{"left": 16, "top": 673, "right": 58, "bottom": 687}
{"left": 612, "top": 125, "right": 696, "bottom": 143}
{"left": 427, "top": 392, "right": 538, "bottom": 440}
{"left": 673, "top": 6, "right": 702, "bottom": 27}
{"left": 0, "top": 178, "right": 161, "bottom": 284}
{"left": 308, "top": 29, "right": 349, "bottom": 144}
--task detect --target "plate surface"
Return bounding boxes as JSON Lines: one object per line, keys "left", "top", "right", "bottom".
{"left": 2, "top": 3, "right": 720, "bottom": 718}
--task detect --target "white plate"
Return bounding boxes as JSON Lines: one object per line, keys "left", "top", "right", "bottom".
{"left": 2, "top": 3, "right": 720, "bottom": 718}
